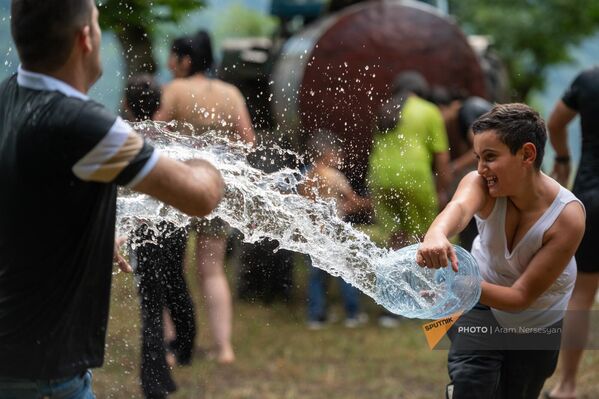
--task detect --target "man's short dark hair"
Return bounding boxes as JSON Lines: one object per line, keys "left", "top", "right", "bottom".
{"left": 472, "top": 103, "right": 547, "bottom": 169}
{"left": 11, "top": 0, "right": 94, "bottom": 72}
{"left": 125, "top": 74, "right": 161, "bottom": 121}
{"left": 171, "top": 30, "right": 214, "bottom": 76}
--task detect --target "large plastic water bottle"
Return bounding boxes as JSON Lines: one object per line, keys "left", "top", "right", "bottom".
{"left": 375, "top": 244, "right": 481, "bottom": 319}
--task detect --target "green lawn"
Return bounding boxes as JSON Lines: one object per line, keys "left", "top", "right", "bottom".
{"left": 93, "top": 247, "right": 599, "bottom": 399}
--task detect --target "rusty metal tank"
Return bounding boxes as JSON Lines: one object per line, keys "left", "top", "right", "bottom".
{"left": 271, "top": 0, "right": 487, "bottom": 189}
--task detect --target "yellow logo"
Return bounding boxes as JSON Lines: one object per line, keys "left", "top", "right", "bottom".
{"left": 422, "top": 312, "right": 463, "bottom": 349}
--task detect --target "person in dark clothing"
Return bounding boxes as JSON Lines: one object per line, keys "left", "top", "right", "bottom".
{"left": 433, "top": 89, "right": 492, "bottom": 250}
{"left": 452, "top": 97, "right": 493, "bottom": 250}
{"left": 130, "top": 224, "right": 195, "bottom": 399}
{"left": 125, "top": 73, "right": 162, "bottom": 121}
{"left": 546, "top": 66, "right": 599, "bottom": 399}
{"left": 0, "top": 1, "right": 224, "bottom": 397}
{"left": 125, "top": 74, "right": 197, "bottom": 399}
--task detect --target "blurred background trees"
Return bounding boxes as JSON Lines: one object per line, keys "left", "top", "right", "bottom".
{"left": 98, "top": 0, "right": 204, "bottom": 75}
{"left": 3, "top": 0, "right": 599, "bottom": 108}
{"left": 212, "top": 3, "right": 278, "bottom": 41}
{"left": 92, "top": 0, "right": 599, "bottom": 102}
{"left": 449, "top": 0, "right": 599, "bottom": 101}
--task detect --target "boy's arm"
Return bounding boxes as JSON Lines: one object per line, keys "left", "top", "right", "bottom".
{"left": 340, "top": 190, "right": 371, "bottom": 215}
{"left": 323, "top": 168, "right": 371, "bottom": 215}
{"left": 417, "top": 171, "right": 489, "bottom": 271}
{"left": 480, "top": 201, "right": 585, "bottom": 311}
{"left": 337, "top": 178, "right": 371, "bottom": 215}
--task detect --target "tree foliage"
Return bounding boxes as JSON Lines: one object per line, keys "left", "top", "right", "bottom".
{"left": 213, "top": 4, "right": 278, "bottom": 43}
{"left": 449, "top": 0, "right": 599, "bottom": 100}
{"left": 98, "top": 0, "right": 204, "bottom": 75}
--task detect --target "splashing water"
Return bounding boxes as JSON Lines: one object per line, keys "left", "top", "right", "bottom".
{"left": 117, "top": 121, "right": 481, "bottom": 319}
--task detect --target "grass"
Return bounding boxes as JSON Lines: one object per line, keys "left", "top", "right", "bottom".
{"left": 93, "top": 241, "right": 599, "bottom": 398}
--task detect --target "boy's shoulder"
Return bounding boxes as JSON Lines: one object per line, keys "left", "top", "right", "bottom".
{"left": 554, "top": 187, "right": 585, "bottom": 226}
{"left": 541, "top": 184, "right": 585, "bottom": 250}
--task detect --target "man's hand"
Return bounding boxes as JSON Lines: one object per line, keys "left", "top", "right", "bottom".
{"left": 416, "top": 230, "right": 458, "bottom": 272}
{"left": 113, "top": 236, "right": 132, "bottom": 273}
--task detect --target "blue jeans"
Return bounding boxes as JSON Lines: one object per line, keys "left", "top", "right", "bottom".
{"left": 0, "top": 370, "right": 94, "bottom": 399}
{"left": 307, "top": 265, "right": 359, "bottom": 321}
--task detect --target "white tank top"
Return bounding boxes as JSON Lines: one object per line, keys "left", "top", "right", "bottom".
{"left": 471, "top": 186, "right": 583, "bottom": 328}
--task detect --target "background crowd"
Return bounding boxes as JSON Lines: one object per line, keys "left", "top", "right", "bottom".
{"left": 120, "top": 28, "right": 596, "bottom": 398}
{"left": 1, "top": 1, "right": 599, "bottom": 398}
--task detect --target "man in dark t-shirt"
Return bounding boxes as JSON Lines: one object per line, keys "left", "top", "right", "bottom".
{"left": 546, "top": 66, "right": 599, "bottom": 399}
{"left": 0, "top": 66, "right": 157, "bottom": 377}
{"left": 0, "top": 1, "right": 224, "bottom": 396}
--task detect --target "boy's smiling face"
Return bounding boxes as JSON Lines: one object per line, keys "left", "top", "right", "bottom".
{"left": 474, "top": 130, "right": 527, "bottom": 197}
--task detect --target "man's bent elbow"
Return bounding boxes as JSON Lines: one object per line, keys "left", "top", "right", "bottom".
{"left": 190, "top": 174, "right": 224, "bottom": 217}
{"left": 204, "top": 179, "right": 225, "bottom": 214}
{"left": 133, "top": 156, "right": 225, "bottom": 217}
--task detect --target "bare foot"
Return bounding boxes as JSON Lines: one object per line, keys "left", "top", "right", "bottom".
{"left": 208, "top": 346, "right": 235, "bottom": 364}
{"left": 216, "top": 351, "right": 235, "bottom": 364}
{"left": 544, "top": 390, "right": 577, "bottom": 399}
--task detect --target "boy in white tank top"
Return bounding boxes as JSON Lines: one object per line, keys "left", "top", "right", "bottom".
{"left": 417, "top": 103, "right": 586, "bottom": 399}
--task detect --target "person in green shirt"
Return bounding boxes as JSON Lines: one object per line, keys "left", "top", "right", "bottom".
{"left": 368, "top": 71, "right": 452, "bottom": 249}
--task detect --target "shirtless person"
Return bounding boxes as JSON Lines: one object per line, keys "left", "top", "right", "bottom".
{"left": 0, "top": 1, "right": 223, "bottom": 397}
{"left": 155, "top": 30, "right": 255, "bottom": 364}
{"left": 155, "top": 31, "right": 255, "bottom": 143}
{"left": 417, "top": 103, "right": 585, "bottom": 399}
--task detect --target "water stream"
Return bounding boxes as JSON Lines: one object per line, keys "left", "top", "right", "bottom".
{"left": 117, "top": 121, "right": 481, "bottom": 319}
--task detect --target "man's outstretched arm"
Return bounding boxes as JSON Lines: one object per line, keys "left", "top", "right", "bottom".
{"left": 133, "top": 156, "right": 224, "bottom": 217}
